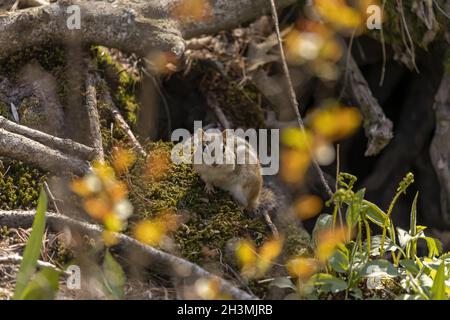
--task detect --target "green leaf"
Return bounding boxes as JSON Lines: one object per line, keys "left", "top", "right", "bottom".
{"left": 430, "top": 262, "right": 446, "bottom": 300}
{"left": 20, "top": 267, "right": 59, "bottom": 300}
{"left": 312, "top": 273, "right": 348, "bottom": 293}
{"left": 329, "top": 249, "right": 349, "bottom": 273}
{"left": 346, "top": 189, "right": 365, "bottom": 228}
{"left": 360, "top": 259, "right": 400, "bottom": 278}
{"left": 270, "top": 277, "right": 297, "bottom": 291}
{"left": 399, "top": 259, "right": 420, "bottom": 275}
{"left": 369, "top": 235, "right": 398, "bottom": 256}
{"left": 102, "top": 250, "right": 126, "bottom": 299}
{"left": 409, "top": 192, "right": 418, "bottom": 236}
{"left": 363, "top": 201, "right": 387, "bottom": 227}
{"left": 13, "top": 189, "right": 48, "bottom": 300}
{"left": 312, "top": 214, "right": 333, "bottom": 247}
{"left": 420, "top": 236, "right": 442, "bottom": 258}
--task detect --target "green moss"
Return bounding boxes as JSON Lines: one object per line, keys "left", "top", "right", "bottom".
{"left": 0, "top": 100, "right": 12, "bottom": 119}
{"left": 126, "top": 142, "right": 269, "bottom": 264}
{"left": 91, "top": 46, "right": 140, "bottom": 127}
{"left": 284, "top": 224, "right": 313, "bottom": 258}
{"left": 0, "top": 160, "right": 46, "bottom": 210}
{"left": 0, "top": 43, "right": 66, "bottom": 76}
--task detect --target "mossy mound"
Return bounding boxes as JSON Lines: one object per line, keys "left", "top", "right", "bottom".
{"left": 91, "top": 46, "right": 140, "bottom": 127}
{"left": 0, "top": 160, "right": 46, "bottom": 210}
{"left": 126, "top": 142, "right": 269, "bottom": 264}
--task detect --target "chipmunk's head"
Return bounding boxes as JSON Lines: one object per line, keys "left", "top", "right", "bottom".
{"left": 192, "top": 128, "right": 236, "bottom": 174}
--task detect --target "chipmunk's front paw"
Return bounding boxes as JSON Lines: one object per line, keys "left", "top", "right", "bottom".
{"left": 204, "top": 183, "right": 215, "bottom": 194}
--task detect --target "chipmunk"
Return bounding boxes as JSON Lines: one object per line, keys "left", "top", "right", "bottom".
{"left": 192, "top": 128, "right": 274, "bottom": 213}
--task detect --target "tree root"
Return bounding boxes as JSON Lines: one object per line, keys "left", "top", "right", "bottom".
{"left": 0, "top": 128, "right": 90, "bottom": 175}
{"left": 430, "top": 74, "right": 450, "bottom": 226}
{"left": 0, "top": 0, "right": 297, "bottom": 61}
{"left": 0, "top": 210, "right": 258, "bottom": 300}
{"left": 0, "top": 115, "right": 96, "bottom": 160}
{"left": 93, "top": 71, "right": 147, "bottom": 158}
{"left": 341, "top": 45, "right": 394, "bottom": 156}
{"left": 85, "top": 64, "right": 105, "bottom": 162}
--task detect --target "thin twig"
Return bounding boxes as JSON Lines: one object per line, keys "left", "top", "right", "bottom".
{"left": 0, "top": 254, "right": 69, "bottom": 275}
{"left": 268, "top": 0, "right": 333, "bottom": 197}
{"left": 93, "top": 72, "right": 147, "bottom": 158}
{"left": 0, "top": 115, "right": 96, "bottom": 161}
{"left": 85, "top": 69, "right": 105, "bottom": 162}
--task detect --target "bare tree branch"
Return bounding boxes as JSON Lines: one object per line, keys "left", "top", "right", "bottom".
{"left": 341, "top": 46, "right": 394, "bottom": 156}
{"left": 0, "top": 0, "right": 297, "bottom": 60}
{"left": 0, "top": 210, "right": 258, "bottom": 300}
{"left": 0, "top": 115, "right": 96, "bottom": 160}
{"left": 0, "top": 128, "right": 90, "bottom": 175}
{"left": 85, "top": 68, "right": 104, "bottom": 162}
{"left": 430, "top": 74, "right": 450, "bottom": 226}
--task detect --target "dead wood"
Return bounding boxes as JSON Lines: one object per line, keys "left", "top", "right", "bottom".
{"left": 0, "top": 115, "right": 96, "bottom": 160}
{"left": 341, "top": 45, "right": 394, "bottom": 156}
{"left": 85, "top": 67, "right": 104, "bottom": 162}
{"left": 0, "top": 210, "right": 258, "bottom": 300}
{"left": 0, "top": 128, "right": 90, "bottom": 175}
{"left": 430, "top": 74, "right": 450, "bottom": 226}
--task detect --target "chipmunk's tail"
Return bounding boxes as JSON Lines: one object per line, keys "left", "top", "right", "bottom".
{"left": 255, "top": 188, "right": 279, "bottom": 236}
{"left": 257, "top": 188, "right": 277, "bottom": 214}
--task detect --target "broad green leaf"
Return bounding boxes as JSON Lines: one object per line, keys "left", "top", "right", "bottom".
{"left": 102, "top": 250, "right": 126, "bottom": 299}
{"left": 430, "top": 262, "right": 446, "bottom": 300}
{"left": 363, "top": 201, "right": 387, "bottom": 227}
{"left": 399, "top": 259, "right": 420, "bottom": 275}
{"left": 420, "top": 236, "right": 442, "bottom": 258}
{"left": 13, "top": 189, "right": 48, "bottom": 300}
{"left": 312, "top": 273, "right": 348, "bottom": 293}
{"left": 270, "top": 277, "right": 297, "bottom": 291}
{"left": 329, "top": 249, "right": 349, "bottom": 273}
{"left": 346, "top": 189, "right": 365, "bottom": 228}
{"left": 369, "top": 235, "right": 398, "bottom": 256}
{"left": 20, "top": 267, "right": 59, "bottom": 300}
{"left": 312, "top": 214, "right": 333, "bottom": 248}
{"left": 360, "top": 259, "right": 400, "bottom": 277}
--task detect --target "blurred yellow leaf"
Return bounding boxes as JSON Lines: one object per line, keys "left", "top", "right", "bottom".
{"left": 93, "top": 161, "right": 116, "bottom": 185}
{"left": 287, "top": 257, "right": 318, "bottom": 280}
{"left": 133, "top": 220, "right": 165, "bottom": 246}
{"left": 83, "top": 197, "right": 110, "bottom": 221}
{"left": 259, "top": 237, "right": 284, "bottom": 262}
{"left": 280, "top": 148, "right": 311, "bottom": 184}
{"left": 236, "top": 240, "right": 257, "bottom": 267}
{"left": 310, "top": 105, "right": 361, "bottom": 141}
{"left": 314, "top": 0, "right": 363, "bottom": 31}
{"left": 316, "top": 227, "right": 349, "bottom": 262}
{"left": 105, "top": 181, "right": 128, "bottom": 203}
{"left": 294, "top": 195, "right": 323, "bottom": 220}
{"left": 171, "top": 0, "right": 213, "bottom": 22}
{"left": 104, "top": 212, "right": 124, "bottom": 232}
{"left": 281, "top": 128, "right": 314, "bottom": 151}
{"left": 102, "top": 230, "right": 119, "bottom": 247}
